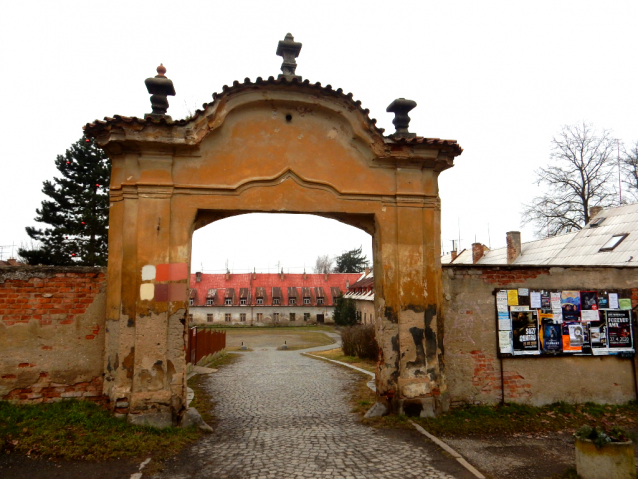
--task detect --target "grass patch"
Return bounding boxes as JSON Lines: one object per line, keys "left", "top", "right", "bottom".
{"left": 226, "top": 329, "right": 336, "bottom": 350}
{"left": 226, "top": 347, "right": 254, "bottom": 352}
{"left": 368, "top": 401, "right": 638, "bottom": 437}
{"left": 197, "top": 324, "right": 336, "bottom": 332}
{"left": 309, "top": 348, "right": 377, "bottom": 373}
{"left": 0, "top": 400, "right": 199, "bottom": 461}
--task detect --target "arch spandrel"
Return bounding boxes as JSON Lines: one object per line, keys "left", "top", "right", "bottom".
{"left": 84, "top": 75, "right": 464, "bottom": 425}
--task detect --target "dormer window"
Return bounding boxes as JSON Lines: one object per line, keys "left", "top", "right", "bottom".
{"left": 257, "top": 297, "right": 263, "bottom": 305}
{"left": 273, "top": 298, "right": 280, "bottom": 305}
{"left": 600, "top": 234, "right": 629, "bottom": 252}
{"left": 317, "top": 297, "right": 324, "bottom": 305}
{"left": 240, "top": 298, "right": 247, "bottom": 305}
{"left": 289, "top": 298, "right": 296, "bottom": 305}
{"left": 206, "top": 299, "right": 213, "bottom": 306}
{"left": 225, "top": 298, "right": 232, "bottom": 305}
{"left": 303, "top": 297, "right": 310, "bottom": 305}
{"left": 189, "top": 298, "right": 194, "bottom": 306}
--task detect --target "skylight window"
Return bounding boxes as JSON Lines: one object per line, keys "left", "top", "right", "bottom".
{"left": 599, "top": 234, "right": 628, "bottom": 252}
{"left": 589, "top": 217, "right": 606, "bottom": 227}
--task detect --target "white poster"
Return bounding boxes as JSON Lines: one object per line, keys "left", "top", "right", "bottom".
{"left": 551, "top": 292, "right": 561, "bottom": 310}
{"left": 498, "top": 312, "right": 511, "bottom": 330}
{"left": 552, "top": 310, "right": 563, "bottom": 323}
{"left": 518, "top": 288, "right": 529, "bottom": 296}
{"left": 581, "top": 310, "right": 600, "bottom": 322}
{"left": 511, "top": 306, "right": 530, "bottom": 312}
{"left": 499, "top": 330, "right": 512, "bottom": 353}
{"left": 609, "top": 293, "right": 619, "bottom": 309}
{"left": 530, "top": 292, "right": 541, "bottom": 309}
{"left": 496, "top": 291, "right": 509, "bottom": 312}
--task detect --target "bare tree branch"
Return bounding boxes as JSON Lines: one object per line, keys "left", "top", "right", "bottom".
{"left": 622, "top": 141, "right": 638, "bottom": 202}
{"left": 521, "top": 122, "right": 616, "bottom": 237}
{"left": 313, "top": 254, "right": 334, "bottom": 274}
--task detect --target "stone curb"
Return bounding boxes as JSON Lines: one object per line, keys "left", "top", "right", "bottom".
{"left": 303, "top": 352, "right": 485, "bottom": 479}
{"left": 409, "top": 420, "right": 486, "bottom": 479}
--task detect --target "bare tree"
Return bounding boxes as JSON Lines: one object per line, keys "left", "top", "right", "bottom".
{"left": 313, "top": 254, "right": 333, "bottom": 274}
{"left": 622, "top": 141, "right": 638, "bottom": 202}
{"left": 522, "top": 122, "right": 617, "bottom": 237}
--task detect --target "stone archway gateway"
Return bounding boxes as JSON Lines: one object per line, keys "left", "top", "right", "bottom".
{"left": 84, "top": 34, "right": 462, "bottom": 427}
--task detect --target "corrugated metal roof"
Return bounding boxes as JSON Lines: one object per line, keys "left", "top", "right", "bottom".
{"left": 446, "top": 203, "right": 638, "bottom": 266}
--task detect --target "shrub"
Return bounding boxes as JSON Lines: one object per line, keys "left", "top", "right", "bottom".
{"left": 340, "top": 324, "right": 378, "bottom": 361}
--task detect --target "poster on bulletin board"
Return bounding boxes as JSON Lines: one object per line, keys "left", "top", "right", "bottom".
{"left": 495, "top": 288, "right": 634, "bottom": 358}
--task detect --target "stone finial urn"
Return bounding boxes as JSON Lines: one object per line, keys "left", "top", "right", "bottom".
{"left": 386, "top": 98, "right": 417, "bottom": 138}
{"left": 145, "top": 63, "right": 176, "bottom": 120}
{"left": 575, "top": 436, "right": 635, "bottom": 479}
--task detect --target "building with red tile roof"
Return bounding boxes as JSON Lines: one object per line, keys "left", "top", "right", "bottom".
{"left": 189, "top": 272, "right": 361, "bottom": 325}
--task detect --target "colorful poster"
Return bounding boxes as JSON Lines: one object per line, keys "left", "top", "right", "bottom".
{"left": 551, "top": 292, "right": 562, "bottom": 310}
{"left": 561, "top": 291, "right": 581, "bottom": 321}
{"left": 598, "top": 294, "right": 609, "bottom": 309}
{"left": 507, "top": 290, "right": 519, "bottom": 306}
{"left": 581, "top": 310, "right": 600, "bottom": 322}
{"left": 541, "top": 293, "right": 551, "bottom": 309}
{"left": 589, "top": 316, "right": 607, "bottom": 350}
{"left": 530, "top": 292, "right": 541, "bottom": 309}
{"left": 511, "top": 310, "right": 540, "bottom": 354}
{"left": 606, "top": 310, "right": 633, "bottom": 349}
{"left": 609, "top": 293, "right": 619, "bottom": 309}
{"left": 499, "top": 331, "right": 512, "bottom": 354}
{"left": 619, "top": 299, "right": 632, "bottom": 310}
{"left": 581, "top": 291, "right": 598, "bottom": 310}
{"left": 542, "top": 323, "right": 563, "bottom": 353}
{"left": 562, "top": 322, "right": 584, "bottom": 352}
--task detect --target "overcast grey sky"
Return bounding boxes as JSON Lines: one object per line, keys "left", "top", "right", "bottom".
{"left": 1, "top": 1, "right": 636, "bottom": 272}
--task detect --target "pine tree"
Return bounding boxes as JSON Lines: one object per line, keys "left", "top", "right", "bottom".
{"left": 333, "top": 246, "right": 369, "bottom": 273}
{"left": 19, "top": 136, "right": 111, "bottom": 266}
{"left": 333, "top": 295, "right": 358, "bottom": 326}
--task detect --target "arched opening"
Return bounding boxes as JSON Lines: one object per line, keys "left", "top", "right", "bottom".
{"left": 188, "top": 212, "right": 372, "bottom": 330}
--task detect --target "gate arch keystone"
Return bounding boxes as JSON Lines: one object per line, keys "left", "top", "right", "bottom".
{"left": 85, "top": 64, "right": 462, "bottom": 425}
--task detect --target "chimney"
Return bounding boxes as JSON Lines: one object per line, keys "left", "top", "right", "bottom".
{"left": 324, "top": 272, "right": 328, "bottom": 281}
{"left": 303, "top": 269, "right": 307, "bottom": 280}
{"left": 364, "top": 267, "right": 370, "bottom": 276}
{"left": 225, "top": 270, "right": 230, "bottom": 281}
{"left": 589, "top": 206, "right": 603, "bottom": 221}
{"left": 252, "top": 268, "right": 257, "bottom": 281}
{"left": 196, "top": 271, "right": 202, "bottom": 283}
{"left": 450, "top": 250, "right": 458, "bottom": 261}
{"left": 472, "top": 243, "right": 485, "bottom": 264}
{"left": 346, "top": 278, "right": 350, "bottom": 289}
{"left": 506, "top": 231, "right": 521, "bottom": 264}
{"left": 280, "top": 268, "right": 284, "bottom": 281}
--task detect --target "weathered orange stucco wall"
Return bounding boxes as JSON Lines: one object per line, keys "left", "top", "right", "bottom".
{"left": 86, "top": 79, "right": 462, "bottom": 423}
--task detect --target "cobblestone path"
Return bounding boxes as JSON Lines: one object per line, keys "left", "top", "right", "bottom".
{"left": 154, "top": 348, "right": 462, "bottom": 479}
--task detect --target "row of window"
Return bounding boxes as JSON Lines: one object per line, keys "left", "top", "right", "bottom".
{"left": 188, "top": 312, "right": 315, "bottom": 322}
{"left": 194, "top": 297, "right": 325, "bottom": 306}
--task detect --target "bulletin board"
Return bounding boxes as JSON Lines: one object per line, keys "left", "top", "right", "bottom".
{"left": 495, "top": 288, "right": 635, "bottom": 358}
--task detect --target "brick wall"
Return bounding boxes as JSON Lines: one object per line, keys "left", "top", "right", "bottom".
{"left": 0, "top": 266, "right": 107, "bottom": 404}
{"left": 443, "top": 265, "right": 638, "bottom": 407}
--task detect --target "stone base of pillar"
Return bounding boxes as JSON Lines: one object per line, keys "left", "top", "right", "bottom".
{"left": 395, "top": 392, "right": 450, "bottom": 418}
